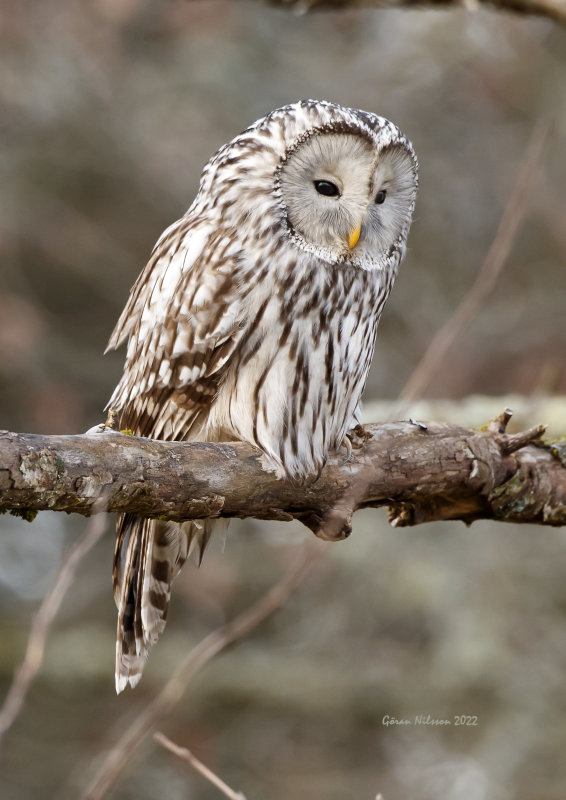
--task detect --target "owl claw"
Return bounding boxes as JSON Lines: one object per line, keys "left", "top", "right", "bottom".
{"left": 341, "top": 435, "right": 353, "bottom": 462}
{"left": 341, "top": 425, "right": 371, "bottom": 460}
{"left": 84, "top": 409, "right": 121, "bottom": 435}
{"left": 84, "top": 422, "right": 112, "bottom": 435}
{"left": 105, "top": 407, "right": 121, "bottom": 430}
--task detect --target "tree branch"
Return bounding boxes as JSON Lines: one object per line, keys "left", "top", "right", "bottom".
{"left": 265, "top": 0, "right": 566, "bottom": 28}
{"left": 1, "top": 415, "right": 564, "bottom": 537}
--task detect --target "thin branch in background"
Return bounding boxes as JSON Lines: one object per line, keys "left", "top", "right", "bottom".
{"left": 0, "top": 498, "right": 108, "bottom": 742}
{"left": 260, "top": 0, "right": 566, "bottom": 31}
{"left": 154, "top": 731, "right": 247, "bottom": 800}
{"left": 394, "top": 120, "right": 549, "bottom": 420}
{"left": 80, "top": 542, "right": 324, "bottom": 800}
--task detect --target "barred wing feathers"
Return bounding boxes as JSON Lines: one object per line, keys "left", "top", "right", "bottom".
{"left": 106, "top": 216, "right": 245, "bottom": 692}
{"left": 107, "top": 216, "right": 246, "bottom": 439}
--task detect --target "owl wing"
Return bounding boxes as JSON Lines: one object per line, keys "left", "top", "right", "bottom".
{"left": 107, "top": 214, "right": 246, "bottom": 441}
{"left": 107, "top": 215, "right": 248, "bottom": 692}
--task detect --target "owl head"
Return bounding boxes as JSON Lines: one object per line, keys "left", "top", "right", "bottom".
{"left": 199, "top": 99, "right": 418, "bottom": 272}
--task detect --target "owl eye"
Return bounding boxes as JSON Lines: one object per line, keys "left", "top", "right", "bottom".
{"left": 314, "top": 180, "right": 340, "bottom": 198}
{"left": 375, "top": 189, "right": 387, "bottom": 205}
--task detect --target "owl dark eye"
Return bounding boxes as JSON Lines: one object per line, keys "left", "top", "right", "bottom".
{"left": 314, "top": 180, "right": 340, "bottom": 197}
{"left": 375, "top": 189, "right": 387, "bottom": 205}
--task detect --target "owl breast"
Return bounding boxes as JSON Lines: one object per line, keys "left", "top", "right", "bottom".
{"left": 206, "top": 253, "right": 395, "bottom": 481}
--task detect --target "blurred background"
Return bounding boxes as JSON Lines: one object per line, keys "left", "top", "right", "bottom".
{"left": 0, "top": 1, "right": 565, "bottom": 798}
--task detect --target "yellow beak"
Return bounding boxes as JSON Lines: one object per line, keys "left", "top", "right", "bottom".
{"left": 348, "top": 222, "right": 362, "bottom": 250}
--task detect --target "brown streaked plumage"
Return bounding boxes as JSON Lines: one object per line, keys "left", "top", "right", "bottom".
{"left": 106, "top": 100, "right": 418, "bottom": 692}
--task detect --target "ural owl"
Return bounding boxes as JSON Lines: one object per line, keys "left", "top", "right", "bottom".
{"left": 106, "top": 99, "right": 418, "bottom": 692}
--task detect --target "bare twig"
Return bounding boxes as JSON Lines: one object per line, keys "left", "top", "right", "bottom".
{"left": 487, "top": 407, "right": 514, "bottom": 435}
{"left": 0, "top": 497, "right": 108, "bottom": 742}
{"left": 395, "top": 121, "right": 549, "bottom": 419}
{"left": 80, "top": 542, "right": 323, "bottom": 800}
{"left": 501, "top": 424, "right": 547, "bottom": 454}
{"left": 154, "top": 731, "right": 247, "bottom": 800}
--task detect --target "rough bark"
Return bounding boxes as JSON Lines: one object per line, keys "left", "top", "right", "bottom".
{"left": 1, "top": 413, "right": 564, "bottom": 538}
{"left": 264, "top": 0, "right": 566, "bottom": 28}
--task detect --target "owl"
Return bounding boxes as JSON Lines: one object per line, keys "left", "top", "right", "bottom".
{"left": 106, "top": 99, "right": 418, "bottom": 692}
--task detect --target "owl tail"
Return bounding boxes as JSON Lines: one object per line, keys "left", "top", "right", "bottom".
{"left": 113, "top": 514, "right": 222, "bottom": 693}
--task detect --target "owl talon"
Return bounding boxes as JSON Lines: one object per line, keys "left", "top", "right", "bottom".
{"left": 340, "top": 435, "right": 353, "bottom": 462}
{"left": 342, "top": 424, "right": 371, "bottom": 458}
{"left": 105, "top": 407, "right": 121, "bottom": 430}
{"left": 84, "top": 422, "right": 112, "bottom": 435}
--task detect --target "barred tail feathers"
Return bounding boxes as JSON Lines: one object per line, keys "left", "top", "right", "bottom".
{"left": 113, "top": 515, "right": 221, "bottom": 693}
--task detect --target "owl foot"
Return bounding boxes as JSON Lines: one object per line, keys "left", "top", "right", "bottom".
{"left": 105, "top": 407, "right": 121, "bottom": 430}
{"left": 84, "top": 410, "right": 128, "bottom": 436}
{"left": 84, "top": 408, "right": 121, "bottom": 436}
{"left": 341, "top": 424, "right": 371, "bottom": 461}
{"left": 84, "top": 422, "right": 113, "bottom": 435}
